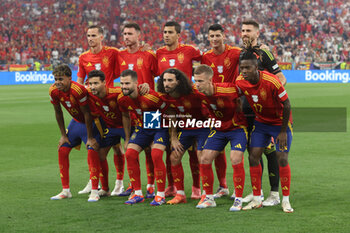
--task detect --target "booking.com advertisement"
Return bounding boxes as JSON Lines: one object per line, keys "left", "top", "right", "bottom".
{"left": 0, "top": 70, "right": 349, "bottom": 85}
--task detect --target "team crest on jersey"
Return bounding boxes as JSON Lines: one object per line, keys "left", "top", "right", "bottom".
{"left": 210, "top": 104, "right": 217, "bottom": 110}
{"left": 177, "top": 106, "right": 185, "bottom": 112}
{"left": 224, "top": 57, "right": 231, "bottom": 68}
{"left": 95, "top": 63, "right": 101, "bottom": 70}
{"left": 141, "top": 101, "right": 148, "bottom": 109}
{"left": 184, "top": 100, "right": 191, "bottom": 109}
{"left": 169, "top": 59, "right": 176, "bottom": 67}
{"left": 70, "top": 96, "right": 76, "bottom": 104}
{"left": 217, "top": 98, "right": 225, "bottom": 108}
{"left": 137, "top": 58, "right": 143, "bottom": 69}
{"left": 217, "top": 66, "right": 223, "bottom": 74}
{"left": 103, "top": 56, "right": 109, "bottom": 68}
{"left": 260, "top": 88, "right": 267, "bottom": 101}
{"left": 109, "top": 101, "right": 116, "bottom": 109}
{"left": 252, "top": 95, "right": 259, "bottom": 103}
{"left": 65, "top": 101, "right": 71, "bottom": 107}
{"left": 177, "top": 52, "right": 184, "bottom": 64}
{"left": 103, "top": 105, "right": 109, "bottom": 112}
{"left": 60, "top": 97, "right": 64, "bottom": 102}
{"left": 128, "top": 64, "right": 134, "bottom": 70}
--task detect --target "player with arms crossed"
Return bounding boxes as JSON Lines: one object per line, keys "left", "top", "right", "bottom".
{"left": 201, "top": 24, "right": 242, "bottom": 199}
{"left": 118, "top": 70, "right": 170, "bottom": 206}
{"left": 193, "top": 64, "right": 247, "bottom": 211}
{"left": 240, "top": 19, "right": 287, "bottom": 205}
{"left": 236, "top": 48, "right": 294, "bottom": 213}
{"left": 49, "top": 64, "right": 101, "bottom": 202}
{"left": 156, "top": 21, "right": 202, "bottom": 197}
{"left": 77, "top": 25, "right": 126, "bottom": 196}
{"left": 119, "top": 23, "right": 159, "bottom": 197}
{"left": 157, "top": 68, "right": 210, "bottom": 204}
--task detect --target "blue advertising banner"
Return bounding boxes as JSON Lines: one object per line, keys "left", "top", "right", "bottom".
{"left": 0, "top": 70, "right": 349, "bottom": 85}
{"left": 283, "top": 70, "right": 350, "bottom": 83}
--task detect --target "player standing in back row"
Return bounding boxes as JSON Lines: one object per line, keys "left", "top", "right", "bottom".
{"left": 156, "top": 21, "right": 202, "bottom": 198}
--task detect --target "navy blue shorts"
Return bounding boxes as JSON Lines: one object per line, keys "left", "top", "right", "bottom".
{"left": 250, "top": 121, "right": 293, "bottom": 152}
{"left": 178, "top": 128, "right": 210, "bottom": 151}
{"left": 203, "top": 128, "right": 248, "bottom": 152}
{"left": 129, "top": 127, "right": 169, "bottom": 149}
{"left": 100, "top": 127, "right": 125, "bottom": 148}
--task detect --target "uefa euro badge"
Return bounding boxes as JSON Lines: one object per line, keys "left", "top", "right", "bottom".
{"left": 128, "top": 64, "right": 134, "bottom": 70}
{"left": 217, "top": 66, "right": 223, "bottom": 74}
{"left": 65, "top": 101, "right": 71, "bottom": 107}
{"left": 177, "top": 106, "right": 185, "bottom": 112}
{"left": 169, "top": 59, "right": 176, "bottom": 67}
{"left": 103, "top": 105, "right": 109, "bottom": 112}
{"left": 95, "top": 63, "right": 101, "bottom": 70}
{"left": 143, "top": 110, "right": 161, "bottom": 129}
{"left": 252, "top": 95, "right": 259, "bottom": 103}
{"left": 210, "top": 104, "right": 217, "bottom": 110}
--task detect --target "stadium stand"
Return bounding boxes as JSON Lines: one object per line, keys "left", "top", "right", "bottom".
{"left": 0, "top": 0, "right": 349, "bottom": 70}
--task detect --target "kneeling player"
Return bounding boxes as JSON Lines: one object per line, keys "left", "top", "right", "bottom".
{"left": 49, "top": 64, "right": 101, "bottom": 202}
{"left": 193, "top": 65, "right": 248, "bottom": 211}
{"left": 236, "top": 48, "right": 294, "bottom": 213}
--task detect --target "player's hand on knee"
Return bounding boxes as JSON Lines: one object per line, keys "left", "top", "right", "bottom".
{"left": 276, "top": 132, "right": 287, "bottom": 151}
{"left": 86, "top": 138, "right": 99, "bottom": 151}
{"left": 58, "top": 135, "right": 71, "bottom": 150}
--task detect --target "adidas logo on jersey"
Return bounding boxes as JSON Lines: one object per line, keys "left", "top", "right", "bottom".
{"left": 87, "top": 62, "right": 92, "bottom": 67}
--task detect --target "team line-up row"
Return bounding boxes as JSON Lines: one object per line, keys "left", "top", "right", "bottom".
{"left": 49, "top": 20, "right": 293, "bottom": 213}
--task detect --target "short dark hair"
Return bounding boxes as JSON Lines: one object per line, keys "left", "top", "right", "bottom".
{"left": 157, "top": 68, "right": 193, "bottom": 95}
{"left": 208, "top": 24, "right": 224, "bottom": 33}
{"left": 53, "top": 64, "right": 72, "bottom": 77}
{"left": 164, "top": 21, "right": 181, "bottom": 33}
{"left": 239, "top": 46, "right": 259, "bottom": 65}
{"left": 123, "top": 23, "right": 141, "bottom": 32}
{"left": 87, "top": 25, "right": 104, "bottom": 34}
{"left": 120, "top": 69, "right": 138, "bottom": 81}
{"left": 194, "top": 64, "right": 213, "bottom": 77}
{"left": 88, "top": 70, "right": 105, "bottom": 81}
{"left": 242, "top": 19, "right": 259, "bottom": 29}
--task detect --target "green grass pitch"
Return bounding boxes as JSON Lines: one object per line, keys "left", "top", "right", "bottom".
{"left": 0, "top": 83, "right": 349, "bottom": 232}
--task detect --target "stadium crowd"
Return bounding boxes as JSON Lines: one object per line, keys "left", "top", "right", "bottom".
{"left": 0, "top": 0, "right": 349, "bottom": 69}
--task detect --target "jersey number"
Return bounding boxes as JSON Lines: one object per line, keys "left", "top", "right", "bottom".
{"left": 253, "top": 103, "right": 263, "bottom": 113}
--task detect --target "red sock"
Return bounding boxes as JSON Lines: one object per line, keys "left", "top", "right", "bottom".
{"left": 88, "top": 149, "right": 101, "bottom": 190}
{"left": 171, "top": 163, "right": 184, "bottom": 191}
{"left": 125, "top": 148, "right": 141, "bottom": 190}
{"left": 232, "top": 162, "right": 245, "bottom": 198}
{"left": 145, "top": 149, "right": 155, "bottom": 185}
{"left": 100, "top": 159, "right": 109, "bottom": 191}
{"left": 114, "top": 153, "right": 125, "bottom": 180}
{"left": 250, "top": 164, "right": 262, "bottom": 196}
{"left": 166, "top": 148, "right": 174, "bottom": 187}
{"left": 200, "top": 164, "right": 214, "bottom": 195}
{"left": 151, "top": 148, "right": 166, "bottom": 192}
{"left": 58, "top": 146, "right": 72, "bottom": 189}
{"left": 279, "top": 164, "right": 291, "bottom": 196}
{"left": 215, "top": 152, "right": 227, "bottom": 188}
{"left": 188, "top": 149, "right": 200, "bottom": 188}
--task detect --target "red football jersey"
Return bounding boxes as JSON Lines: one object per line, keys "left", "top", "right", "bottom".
{"left": 117, "top": 89, "right": 168, "bottom": 127}
{"left": 156, "top": 44, "right": 202, "bottom": 79}
{"left": 235, "top": 71, "right": 292, "bottom": 125}
{"left": 201, "top": 44, "right": 241, "bottom": 83}
{"left": 49, "top": 81, "right": 89, "bottom": 123}
{"left": 196, "top": 83, "right": 247, "bottom": 131}
{"left": 118, "top": 49, "right": 158, "bottom": 90}
{"left": 78, "top": 46, "right": 119, "bottom": 87}
{"left": 160, "top": 91, "right": 208, "bottom": 129}
{"left": 88, "top": 87, "right": 123, "bottom": 128}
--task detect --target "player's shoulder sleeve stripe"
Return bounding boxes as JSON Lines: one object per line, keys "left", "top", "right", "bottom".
{"left": 117, "top": 92, "right": 125, "bottom": 100}
{"left": 71, "top": 83, "right": 84, "bottom": 95}
{"left": 145, "top": 50, "right": 156, "bottom": 57}
{"left": 236, "top": 75, "right": 244, "bottom": 81}
{"left": 108, "top": 87, "right": 121, "bottom": 94}
{"left": 203, "top": 49, "right": 213, "bottom": 56}
{"left": 216, "top": 86, "right": 236, "bottom": 93}
{"left": 228, "top": 45, "right": 241, "bottom": 51}
{"left": 262, "top": 74, "right": 281, "bottom": 89}
{"left": 144, "top": 94, "right": 160, "bottom": 103}
{"left": 79, "top": 50, "right": 90, "bottom": 58}
{"left": 105, "top": 46, "right": 120, "bottom": 52}
{"left": 49, "top": 85, "right": 57, "bottom": 95}
{"left": 261, "top": 49, "right": 275, "bottom": 61}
